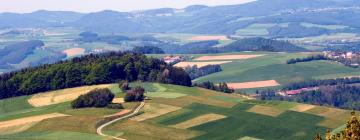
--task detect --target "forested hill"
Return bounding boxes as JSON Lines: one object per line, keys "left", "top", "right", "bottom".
{"left": 0, "top": 40, "right": 44, "bottom": 69}
{"left": 0, "top": 52, "right": 191, "bottom": 99}
{"left": 223, "top": 38, "right": 308, "bottom": 52}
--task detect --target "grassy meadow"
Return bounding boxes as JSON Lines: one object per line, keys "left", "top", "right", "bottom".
{"left": 0, "top": 82, "right": 351, "bottom": 140}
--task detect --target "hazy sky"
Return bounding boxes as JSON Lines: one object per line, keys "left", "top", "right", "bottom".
{"left": 0, "top": 0, "right": 256, "bottom": 13}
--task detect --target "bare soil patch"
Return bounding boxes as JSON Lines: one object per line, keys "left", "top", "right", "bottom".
{"left": 171, "top": 113, "right": 226, "bottom": 129}
{"left": 289, "top": 104, "right": 315, "bottom": 112}
{"left": 28, "top": 84, "right": 113, "bottom": 107}
{"left": 174, "top": 61, "right": 232, "bottom": 68}
{"left": 112, "top": 98, "right": 125, "bottom": 104}
{"left": 131, "top": 103, "right": 181, "bottom": 122}
{"left": 247, "top": 105, "right": 284, "bottom": 117}
{"left": 195, "top": 54, "right": 264, "bottom": 61}
{"left": 63, "top": 48, "right": 85, "bottom": 57}
{"left": 190, "top": 35, "right": 229, "bottom": 41}
{"left": 227, "top": 80, "right": 280, "bottom": 89}
{"left": 0, "top": 113, "right": 69, "bottom": 135}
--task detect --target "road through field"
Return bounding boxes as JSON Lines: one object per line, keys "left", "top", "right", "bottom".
{"left": 96, "top": 101, "right": 145, "bottom": 140}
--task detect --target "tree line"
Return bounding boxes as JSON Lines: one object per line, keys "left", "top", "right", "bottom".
{"left": 286, "top": 54, "right": 328, "bottom": 64}
{"left": 257, "top": 85, "right": 360, "bottom": 110}
{"left": 194, "top": 81, "right": 235, "bottom": 93}
{"left": 283, "top": 77, "right": 360, "bottom": 90}
{"left": 184, "top": 65, "right": 222, "bottom": 80}
{"left": 0, "top": 51, "right": 191, "bottom": 99}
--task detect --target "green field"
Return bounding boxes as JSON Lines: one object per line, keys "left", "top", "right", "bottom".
{"left": 189, "top": 52, "right": 360, "bottom": 92}
{"left": 0, "top": 82, "right": 351, "bottom": 140}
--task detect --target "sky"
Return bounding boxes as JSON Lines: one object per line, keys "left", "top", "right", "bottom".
{"left": 0, "top": 0, "right": 256, "bottom": 13}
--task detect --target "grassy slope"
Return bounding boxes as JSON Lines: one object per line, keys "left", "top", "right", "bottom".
{"left": 0, "top": 83, "right": 351, "bottom": 140}
{"left": 192, "top": 52, "right": 360, "bottom": 89}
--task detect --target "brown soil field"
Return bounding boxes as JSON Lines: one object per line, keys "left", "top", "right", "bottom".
{"left": 289, "top": 104, "right": 315, "bottom": 112}
{"left": 0, "top": 113, "right": 69, "bottom": 135}
{"left": 112, "top": 98, "right": 125, "bottom": 104}
{"left": 174, "top": 61, "right": 232, "bottom": 68}
{"left": 190, "top": 35, "right": 230, "bottom": 41}
{"left": 28, "top": 84, "right": 113, "bottom": 107}
{"left": 130, "top": 103, "right": 181, "bottom": 122}
{"left": 171, "top": 113, "right": 226, "bottom": 129}
{"left": 63, "top": 48, "right": 85, "bottom": 57}
{"left": 227, "top": 80, "right": 280, "bottom": 89}
{"left": 247, "top": 105, "right": 284, "bottom": 117}
{"left": 305, "top": 106, "right": 350, "bottom": 128}
{"left": 194, "top": 54, "right": 264, "bottom": 61}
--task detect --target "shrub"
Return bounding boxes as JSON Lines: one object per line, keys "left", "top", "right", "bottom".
{"left": 107, "top": 103, "right": 124, "bottom": 109}
{"left": 124, "top": 86, "right": 145, "bottom": 102}
{"left": 71, "top": 88, "right": 115, "bottom": 109}
{"left": 119, "top": 81, "right": 130, "bottom": 92}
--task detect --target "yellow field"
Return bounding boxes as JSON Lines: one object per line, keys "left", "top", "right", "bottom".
{"left": 247, "top": 105, "right": 284, "bottom": 117}
{"left": 28, "top": 84, "right": 113, "bottom": 107}
{"left": 63, "top": 48, "right": 85, "bottom": 57}
{"left": 174, "top": 61, "right": 232, "bottom": 68}
{"left": 195, "top": 54, "right": 264, "bottom": 61}
{"left": 189, "top": 35, "right": 230, "bottom": 41}
{"left": 112, "top": 98, "right": 125, "bottom": 104}
{"left": 171, "top": 113, "right": 226, "bottom": 129}
{"left": 289, "top": 104, "right": 315, "bottom": 112}
{"left": 238, "top": 136, "right": 263, "bottom": 140}
{"left": 227, "top": 80, "right": 280, "bottom": 89}
{"left": 0, "top": 113, "right": 69, "bottom": 135}
{"left": 131, "top": 103, "right": 181, "bottom": 122}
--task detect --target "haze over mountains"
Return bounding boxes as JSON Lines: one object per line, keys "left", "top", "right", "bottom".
{"left": 2, "top": 0, "right": 360, "bottom": 34}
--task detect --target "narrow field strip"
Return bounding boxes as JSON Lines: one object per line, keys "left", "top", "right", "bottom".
{"left": 247, "top": 105, "right": 284, "bottom": 117}
{"left": 174, "top": 61, "right": 232, "bottom": 68}
{"left": 189, "top": 35, "right": 230, "bottom": 41}
{"left": 227, "top": 80, "right": 280, "bottom": 89}
{"left": 171, "top": 113, "right": 226, "bottom": 129}
{"left": 131, "top": 103, "right": 181, "bottom": 122}
{"left": 112, "top": 98, "right": 125, "bottom": 104}
{"left": 289, "top": 104, "right": 315, "bottom": 112}
{"left": 238, "top": 136, "right": 263, "bottom": 140}
{"left": 28, "top": 84, "right": 113, "bottom": 107}
{"left": 195, "top": 54, "right": 264, "bottom": 61}
{"left": 0, "top": 113, "right": 69, "bottom": 135}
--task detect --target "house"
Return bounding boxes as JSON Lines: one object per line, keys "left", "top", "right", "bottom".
{"left": 163, "top": 55, "right": 184, "bottom": 64}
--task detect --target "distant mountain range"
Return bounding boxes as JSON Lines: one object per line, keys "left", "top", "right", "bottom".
{"left": 2, "top": 0, "right": 360, "bottom": 35}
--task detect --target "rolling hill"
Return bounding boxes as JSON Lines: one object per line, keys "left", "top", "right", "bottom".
{"left": 1, "top": 0, "right": 360, "bottom": 35}
{"left": 0, "top": 82, "right": 351, "bottom": 140}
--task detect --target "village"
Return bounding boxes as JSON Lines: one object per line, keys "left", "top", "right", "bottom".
{"left": 323, "top": 51, "right": 360, "bottom": 67}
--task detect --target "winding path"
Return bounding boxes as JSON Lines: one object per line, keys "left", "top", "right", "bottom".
{"left": 96, "top": 101, "right": 145, "bottom": 140}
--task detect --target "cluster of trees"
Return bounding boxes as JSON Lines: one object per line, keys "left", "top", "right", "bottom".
{"left": 71, "top": 88, "right": 120, "bottom": 109}
{"left": 194, "top": 81, "right": 235, "bottom": 93}
{"left": 223, "top": 37, "right": 308, "bottom": 52}
{"left": 160, "top": 40, "right": 220, "bottom": 54}
{"left": 257, "top": 85, "right": 360, "bottom": 110}
{"left": 284, "top": 77, "right": 360, "bottom": 90}
{"left": 124, "top": 86, "right": 145, "bottom": 102}
{"left": 0, "top": 51, "right": 191, "bottom": 99}
{"left": 77, "top": 31, "right": 131, "bottom": 44}
{"left": 132, "top": 46, "right": 165, "bottom": 54}
{"left": 286, "top": 55, "right": 328, "bottom": 64}
{"left": 184, "top": 65, "right": 222, "bottom": 80}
